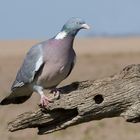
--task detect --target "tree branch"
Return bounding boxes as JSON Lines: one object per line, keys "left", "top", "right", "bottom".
{"left": 8, "top": 64, "right": 140, "bottom": 135}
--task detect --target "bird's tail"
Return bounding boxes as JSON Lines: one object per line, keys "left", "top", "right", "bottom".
{"left": 0, "top": 90, "right": 33, "bottom": 105}
{"left": 0, "top": 95, "right": 31, "bottom": 105}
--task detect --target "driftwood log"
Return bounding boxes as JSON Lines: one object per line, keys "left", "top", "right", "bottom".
{"left": 8, "top": 64, "right": 140, "bottom": 135}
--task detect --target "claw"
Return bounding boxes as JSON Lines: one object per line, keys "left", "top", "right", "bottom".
{"left": 50, "top": 89, "right": 60, "bottom": 100}
{"left": 40, "top": 95, "right": 53, "bottom": 107}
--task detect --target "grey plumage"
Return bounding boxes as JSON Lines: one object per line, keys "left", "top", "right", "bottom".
{"left": 0, "top": 17, "right": 89, "bottom": 106}
{"left": 12, "top": 44, "right": 44, "bottom": 89}
{"left": 1, "top": 45, "right": 44, "bottom": 105}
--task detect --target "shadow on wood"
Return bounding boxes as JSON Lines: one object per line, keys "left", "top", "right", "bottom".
{"left": 8, "top": 64, "right": 140, "bottom": 135}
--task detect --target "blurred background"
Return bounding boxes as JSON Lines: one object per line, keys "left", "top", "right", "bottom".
{"left": 0, "top": 0, "right": 140, "bottom": 140}
{"left": 0, "top": 0, "right": 140, "bottom": 39}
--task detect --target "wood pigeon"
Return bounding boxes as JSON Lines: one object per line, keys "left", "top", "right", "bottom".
{"left": 0, "top": 17, "right": 90, "bottom": 107}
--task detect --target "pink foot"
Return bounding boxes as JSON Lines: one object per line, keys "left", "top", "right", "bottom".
{"left": 40, "top": 95, "right": 52, "bottom": 107}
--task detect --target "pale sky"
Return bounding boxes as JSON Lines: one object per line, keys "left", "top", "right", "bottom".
{"left": 0, "top": 0, "right": 140, "bottom": 39}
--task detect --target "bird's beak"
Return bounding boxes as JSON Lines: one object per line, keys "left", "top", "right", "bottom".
{"left": 81, "top": 23, "right": 90, "bottom": 29}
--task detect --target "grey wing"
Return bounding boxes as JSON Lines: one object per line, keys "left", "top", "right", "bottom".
{"left": 11, "top": 44, "right": 44, "bottom": 90}
{"left": 65, "top": 53, "right": 76, "bottom": 78}
{"left": 0, "top": 44, "right": 45, "bottom": 105}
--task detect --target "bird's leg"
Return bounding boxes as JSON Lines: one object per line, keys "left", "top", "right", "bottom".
{"left": 40, "top": 94, "right": 53, "bottom": 107}
{"left": 50, "top": 88, "right": 61, "bottom": 100}
{"left": 33, "top": 85, "right": 52, "bottom": 107}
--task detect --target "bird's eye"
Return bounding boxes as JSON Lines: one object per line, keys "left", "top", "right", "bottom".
{"left": 76, "top": 21, "right": 80, "bottom": 24}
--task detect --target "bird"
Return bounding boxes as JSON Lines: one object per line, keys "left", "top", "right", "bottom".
{"left": 0, "top": 17, "right": 90, "bottom": 107}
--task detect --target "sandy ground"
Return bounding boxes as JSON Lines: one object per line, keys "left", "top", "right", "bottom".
{"left": 1, "top": 37, "right": 140, "bottom": 140}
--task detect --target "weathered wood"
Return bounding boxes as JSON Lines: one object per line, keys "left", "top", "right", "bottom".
{"left": 8, "top": 64, "right": 140, "bottom": 135}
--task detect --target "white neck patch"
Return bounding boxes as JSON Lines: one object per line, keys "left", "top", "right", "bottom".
{"left": 55, "top": 31, "right": 67, "bottom": 40}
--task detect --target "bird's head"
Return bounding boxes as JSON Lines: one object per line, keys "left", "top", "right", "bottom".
{"left": 55, "top": 17, "right": 90, "bottom": 40}
{"left": 61, "top": 17, "right": 90, "bottom": 36}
